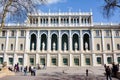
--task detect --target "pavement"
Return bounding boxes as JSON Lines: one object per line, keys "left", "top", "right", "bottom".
{"left": 0, "top": 66, "right": 119, "bottom": 80}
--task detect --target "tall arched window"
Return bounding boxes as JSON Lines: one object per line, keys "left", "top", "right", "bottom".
{"left": 1, "top": 44, "right": 4, "bottom": 51}
{"left": 11, "top": 44, "right": 13, "bottom": 50}
{"left": 107, "top": 44, "right": 110, "bottom": 50}
{"left": 20, "top": 44, "right": 23, "bottom": 51}
{"left": 97, "top": 44, "right": 100, "bottom": 50}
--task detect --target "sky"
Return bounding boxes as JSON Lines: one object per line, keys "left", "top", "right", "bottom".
{"left": 38, "top": 0, "right": 120, "bottom": 23}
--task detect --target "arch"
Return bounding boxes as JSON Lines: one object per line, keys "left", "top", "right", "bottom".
{"left": 30, "top": 32, "right": 37, "bottom": 38}
{"left": 30, "top": 34, "right": 37, "bottom": 50}
{"left": 72, "top": 32, "right": 80, "bottom": 37}
{"left": 72, "top": 34, "right": 79, "bottom": 50}
{"left": 40, "top": 32, "right": 48, "bottom": 37}
{"left": 61, "top": 32, "right": 69, "bottom": 37}
{"left": 83, "top": 33, "right": 90, "bottom": 50}
{"left": 51, "top": 34, "right": 58, "bottom": 50}
{"left": 62, "top": 34, "right": 68, "bottom": 51}
{"left": 40, "top": 34, "right": 47, "bottom": 50}
{"left": 50, "top": 32, "right": 58, "bottom": 37}
{"left": 107, "top": 44, "right": 110, "bottom": 50}
{"left": 97, "top": 44, "right": 100, "bottom": 50}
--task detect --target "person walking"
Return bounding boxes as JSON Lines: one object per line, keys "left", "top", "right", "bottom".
{"left": 105, "top": 66, "right": 112, "bottom": 80}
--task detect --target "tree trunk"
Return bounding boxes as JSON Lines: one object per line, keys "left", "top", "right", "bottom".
{"left": 0, "top": 0, "right": 12, "bottom": 30}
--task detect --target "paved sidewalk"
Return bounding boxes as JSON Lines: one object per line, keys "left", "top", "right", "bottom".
{"left": 0, "top": 67, "right": 119, "bottom": 80}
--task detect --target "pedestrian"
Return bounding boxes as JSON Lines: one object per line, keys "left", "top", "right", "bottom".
{"left": 24, "top": 66, "right": 27, "bottom": 76}
{"left": 105, "top": 66, "right": 112, "bottom": 80}
{"left": 86, "top": 69, "right": 88, "bottom": 76}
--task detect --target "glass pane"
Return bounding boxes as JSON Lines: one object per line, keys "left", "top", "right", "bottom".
{"left": 86, "top": 58, "right": 90, "bottom": 65}
{"left": 18, "top": 58, "right": 23, "bottom": 65}
{"left": 52, "top": 58, "right": 57, "bottom": 65}
{"left": 117, "top": 57, "right": 120, "bottom": 63}
{"left": 74, "top": 58, "right": 79, "bottom": 65}
{"left": 40, "top": 58, "right": 45, "bottom": 65}
{"left": 30, "top": 58, "right": 34, "bottom": 65}
{"left": 63, "top": 58, "right": 68, "bottom": 65}
{"left": 107, "top": 57, "right": 112, "bottom": 64}
{"left": 0, "top": 57, "right": 3, "bottom": 64}
{"left": 9, "top": 58, "right": 13, "bottom": 65}
{"left": 97, "top": 57, "right": 102, "bottom": 64}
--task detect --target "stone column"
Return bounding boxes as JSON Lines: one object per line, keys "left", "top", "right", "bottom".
{"left": 69, "top": 54, "right": 72, "bottom": 67}
{"left": 80, "top": 30, "right": 83, "bottom": 51}
{"left": 37, "top": 31, "right": 40, "bottom": 51}
{"left": 92, "top": 54, "right": 96, "bottom": 66}
{"left": 4, "top": 30, "right": 9, "bottom": 62}
{"left": 15, "top": 30, "right": 19, "bottom": 52}
{"left": 23, "top": 53, "right": 28, "bottom": 66}
{"left": 13, "top": 53, "right": 18, "bottom": 65}
{"left": 25, "top": 30, "right": 30, "bottom": 51}
{"left": 111, "top": 29, "right": 115, "bottom": 51}
{"left": 58, "top": 53, "right": 61, "bottom": 67}
{"left": 91, "top": 29, "right": 94, "bottom": 51}
{"left": 103, "top": 53, "right": 107, "bottom": 65}
{"left": 47, "top": 30, "right": 51, "bottom": 51}
{"left": 69, "top": 30, "right": 72, "bottom": 51}
{"left": 36, "top": 53, "right": 39, "bottom": 65}
{"left": 81, "top": 53, "right": 84, "bottom": 66}
{"left": 113, "top": 53, "right": 117, "bottom": 63}
{"left": 46, "top": 54, "right": 50, "bottom": 67}
{"left": 101, "top": 30, "right": 105, "bottom": 52}
{"left": 58, "top": 30, "right": 61, "bottom": 51}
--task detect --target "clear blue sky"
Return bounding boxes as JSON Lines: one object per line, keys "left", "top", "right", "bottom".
{"left": 39, "top": 0, "right": 120, "bottom": 23}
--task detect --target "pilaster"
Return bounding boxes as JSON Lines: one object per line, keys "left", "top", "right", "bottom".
{"left": 58, "top": 30, "right": 61, "bottom": 51}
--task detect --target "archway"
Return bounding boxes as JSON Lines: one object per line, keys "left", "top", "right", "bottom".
{"left": 62, "top": 34, "right": 68, "bottom": 51}
{"left": 83, "top": 33, "right": 90, "bottom": 50}
{"left": 72, "top": 34, "right": 79, "bottom": 50}
{"left": 30, "top": 34, "right": 37, "bottom": 50}
{"left": 51, "top": 34, "right": 58, "bottom": 50}
{"left": 41, "top": 34, "right": 47, "bottom": 50}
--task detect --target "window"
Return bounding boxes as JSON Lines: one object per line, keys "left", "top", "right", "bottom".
{"left": 63, "top": 58, "right": 68, "bottom": 65}
{"left": 74, "top": 58, "right": 79, "bottom": 65}
{"left": 0, "top": 57, "right": 3, "bottom": 64}
{"left": 2, "top": 31, "right": 6, "bottom": 36}
{"left": 97, "top": 57, "right": 102, "bottom": 64}
{"left": 1, "top": 44, "right": 4, "bottom": 51}
{"left": 97, "top": 44, "right": 100, "bottom": 50}
{"left": 11, "top": 44, "right": 13, "bottom": 50}
{"left": 18, "top": 58, "right": 23, "bottom": 65}
{"left": 20, "top": 44, "right": 23, "bottom": 50}
{"left": 30, "top": 58, "right": 34, "bottom": 65}
{"left": 11, "top": 30, "right": 15, "bottom": 37}
{"left": 40, "top": 58, "right": 45, "bottom": 65}
{"left": 115, "top": 30, "right": 119, "bottom": 36}
{"left": 117, "top": 57, "right": 120, "bottom": 64}
{"left": 96, "top": 30, "right": 100, "bottom": 36}
{"left": 85, "top": 58, "right": 90, "bottom": 65}
{"left": 117, "top": 44, "right": 120, "bottom": 50}
{"left": 106, "top": 30, "right": 110, "bottom": 36}
{"left": 107, "top": 44, "right": 110, "bottom": 50}
{"left": 21, "top": 30, "right": 25, "bottom": 36}
{"left": 9, "top": 58, "right": 13, "bottom": 65}
{"left": 107, "top": 57, "right": 112, "bottom": 64}
{"left": 51, "top": 58, "right": 57, "bottom": 65}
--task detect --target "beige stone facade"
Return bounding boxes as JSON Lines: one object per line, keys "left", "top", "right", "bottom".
{"left": 0, "top": 11, "right": 120, "bottom": 67}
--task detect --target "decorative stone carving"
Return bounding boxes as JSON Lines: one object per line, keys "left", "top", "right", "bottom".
{"left": 42, "top": 42, "right": 45, "bottom": 51}
{"left": 53, "top": 42, "right": 56, "bottom": 51}
{"left": 75, "top": 42, "right": 78, "bottom": 51}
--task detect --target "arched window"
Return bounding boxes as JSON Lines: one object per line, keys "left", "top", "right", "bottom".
{"left": 117, "top": 44, "right": 120, "bottom": 50}
{"left": 11, "top": 44, "right": 13, "bottom": 50}
{"left": 97, "top": 44, "right": 100, "bottom": 50}
{"left": 1, "top": 44, "right": 4, "bottom": 51}
{"left": 107, "top": 44, "right": 110, "bottom": 50}
{"left": 20, "top": 44, "right": 23, "bottom": 50}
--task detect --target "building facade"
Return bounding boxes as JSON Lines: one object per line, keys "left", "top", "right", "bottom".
{"left": 0, "top": 11, "right": 120, "bottom": 67}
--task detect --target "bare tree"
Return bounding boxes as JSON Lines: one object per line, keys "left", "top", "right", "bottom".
{"left": 103, "top": 0, "right": 120, "bottom": 18}
{"left": 0, "top": 0, "right": 46, "bottom": 30}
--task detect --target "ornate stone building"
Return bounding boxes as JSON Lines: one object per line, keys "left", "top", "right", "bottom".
{"left": 0, "top": 11, "right": 120, "bottom": 67}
